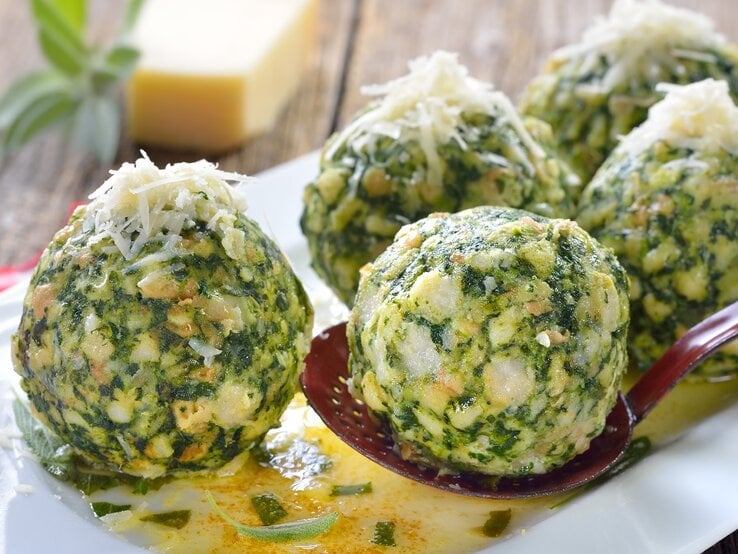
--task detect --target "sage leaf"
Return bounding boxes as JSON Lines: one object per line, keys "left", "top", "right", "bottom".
{"left": 72, "top": 96, "right": 119, "bottom": 163}
{"left": 90, "top": 67, "right": 120, "bottom": 94}
{"left": 251, "top": 493, "right": 288, "bottom": 526}
{"left": 207, "top": 492, "right": 339, "bottom": 543}
{"left": 330, "top": 482, "right": 373, "bottom": 496}
{"left": 123, "top": 0, "right": 145, "bottom": 35}
{"left": 13, "top": 399, "right": 64, "bottom": 461}
{"left": 3, "top": 91, "right": 76, "bottom": 150}
{"left": 12, "top": 399, "right": 75, "bottom": 480}
{"left": 91, "top": 502, "right": 131, "bottom": 517}
{"left": 50, "top": 0, "right": 86, "bottom": 33}
{"left": 141, "top": 510, "right": 192, "bottom": 529}
{"left": 31, "top": 0, "right": 87, "bottom": 74}
{"left": 0, "top": 70, "right": 68, "bottom": 128}
{"left": 38, "top": 26, "right": 86, "bottom": 75}
{"left": 31, "top": 0, "right": 86, "bottom": 55}
{"left": 105, "top": 45, "right": 140, "bottom": 76}
{"left": 482, "top": 509, "right": 511, "bottom": 538}
{"left": 372, "top": 521, "right": 396, "bottom": 547}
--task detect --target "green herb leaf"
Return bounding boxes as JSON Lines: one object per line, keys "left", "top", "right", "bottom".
{"left": 31, "top": 0, "right": 87, "bottom": 74}
{"left": 12, "top": 399, "right": 76, "bottom": 480}
{"left": 372, "top": 521, "right": 396, "bottom": 547}
{"left": 0, "top": 70, "right": 68, "bottom": 128}
{"left": 550, "top": 436, "right": 653, "bottom": 509}
{"left": 3, "top": 91, "right": 76, "bottom": 150}
{"left": 72, "top": 96, "right": 119, "bottom": 163}
{"left": 207, "top": 492, "right": 339, "bottom": 543}
{"left": 75, "top": 472, "right": 120, "bottom": 495}
{"left": 38, "top": 28, "right": 86, "bottom": 75}
{"left": 123, "top": 0, "right": 145, "bottom": 34}
{"left": 12, "top": 399, "right": 85, "bottom": 481}
{"left": 90, "top": 45, "right": 140, "bottom": 95}
{"left": 330, "top": 482, "right": 373, "bottom": 496}
{"left": 132, "top": 478, "right": 151, "bottom": 495}
{"left": 482, "top": 509, "right": 511, "bottom": 538}
{"left": 12, "top": 400, "right": 174, "bottom": 496}
{"left": 141, "top": 510, "right": 192, "bottom": 529}
{"left": 13, "top": 399, "right": 64, "bottom": 461}
{"left": 50, "top": 0, "right": 86, "bottom": 33}
{"left": 74, "top": 470, "right": 171, "bottom": 496}
{"left": 251, "top": 493, "right": 288, "bottom": 526}
{"left": 91, "top": 502, "right": 131, "bottom": 517}
{"left": 105, "top": 45, "right": 140, "bottom": 75}
{"left": 90, "top": 67, "right": 119, "bottom": 94}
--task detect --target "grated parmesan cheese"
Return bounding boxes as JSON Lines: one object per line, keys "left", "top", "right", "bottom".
{"left": 555, "top": 0, "right": 722, "bottom": 91}
{"left": 189, "top": 337, "right": 222, "bottom": 366}
{"left": 84, "top": 154, "right": 252, "bottom": 260}
{"left": 325, "top": 51, "right": 544, "bottom": 186}
{"left": 14, "top": 484, "right": 34, "bottom": 495}
{"left": 621, "top": 79, "right": 738, "bottom": 154}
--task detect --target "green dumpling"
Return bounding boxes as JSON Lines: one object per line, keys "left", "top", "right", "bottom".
{"left": 12, "top": 158, "right": 313, "bottom": 477}
{"left": 349, "top": 206, "right": 629, "bottom": 476}
{"left": 520, "top": 0, "right": 738, "bottom": 181}
{"left": 577, "top": 79, "right": 738, "bottom": 380}
{"left": 301, "top": 51, "right": 579, "bottom": 307}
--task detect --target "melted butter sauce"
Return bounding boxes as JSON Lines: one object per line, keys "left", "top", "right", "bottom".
{"left": 92, "top": 375, "right": 738, "bottom": 554}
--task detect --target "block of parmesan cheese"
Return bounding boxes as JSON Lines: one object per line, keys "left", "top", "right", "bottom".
{"left": 126, "top": 0, "right": 317, "bottom": 153}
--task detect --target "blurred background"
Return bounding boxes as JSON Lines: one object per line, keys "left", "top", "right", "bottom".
{"left": 0, "top": 0, "right": 735, "bottom": 267}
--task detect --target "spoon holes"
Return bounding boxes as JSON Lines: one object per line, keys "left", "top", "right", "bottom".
{"left": 330, "top": 397, "right": 340, "bottom": 405}
{"left": 332, "top": 385, "right": 342, "bottom": 394}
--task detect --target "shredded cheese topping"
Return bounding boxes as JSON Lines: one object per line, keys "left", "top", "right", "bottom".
{"left": 555, "top": 0, "right": 723, "bottom": 91}
{"left": 84, "top": 155, "right": 251, "bottom": 260}
{"left": 325, "top": 51, "right": 544, "bottom": 186}
{"left": 621, "top": 79, "right": 738, "bottom": 154}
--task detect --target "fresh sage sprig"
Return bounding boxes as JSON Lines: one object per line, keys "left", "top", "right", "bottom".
{"left": 0, "top": 0, "right": 144, "bottom": 163}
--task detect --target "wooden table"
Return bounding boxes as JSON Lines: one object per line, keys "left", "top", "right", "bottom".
{"left": 0, "top": 0, "right": 736, "bottom": 552}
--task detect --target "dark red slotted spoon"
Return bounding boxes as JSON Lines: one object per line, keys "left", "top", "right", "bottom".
{"left": 300, "top": 302, "right": 738, "bottom": 499}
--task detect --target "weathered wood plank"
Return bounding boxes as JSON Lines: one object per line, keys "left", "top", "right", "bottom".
{"left": 336, "top": 0, "right": 738, "bottom": 125}
{"left": 0, "top": 0, "right": 354, "bottom": 264}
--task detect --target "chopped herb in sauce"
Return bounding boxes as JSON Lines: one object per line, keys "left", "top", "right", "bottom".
{"left": 330, "top": 482, "right": 373, "bottom": 496}
{"left": 91, "top": 502, "right": 131, "bottom": 517}
{"left": 482, "top": 509, "right": 511, "bottom": 538}
{"left": 251, "top": 493, "right": 288, "bottom": 525}
{"left": 372, "top": 521, "right": 397, "bottom": 546}
{"left": 140, "top": 510, "right": 191, "bottom": 529}
{"left": 207, "top": 492, "right": 338, "bottom": 542}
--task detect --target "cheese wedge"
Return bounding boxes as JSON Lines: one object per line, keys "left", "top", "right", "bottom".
{"left": 126, "top": 0, "right": 317, "bottom": 153}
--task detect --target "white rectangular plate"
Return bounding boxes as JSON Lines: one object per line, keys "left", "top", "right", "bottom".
{"left": 1, "top": 152, "right": 737, "bottom": 553}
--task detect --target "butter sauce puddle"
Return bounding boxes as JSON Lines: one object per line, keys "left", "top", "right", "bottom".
{"left": 90, "top": 373, "right": 738, "bottom": 553}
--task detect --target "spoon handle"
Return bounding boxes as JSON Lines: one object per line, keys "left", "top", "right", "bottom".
{"left": 626, "top": 301, "right": 738, "bottom": 424}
